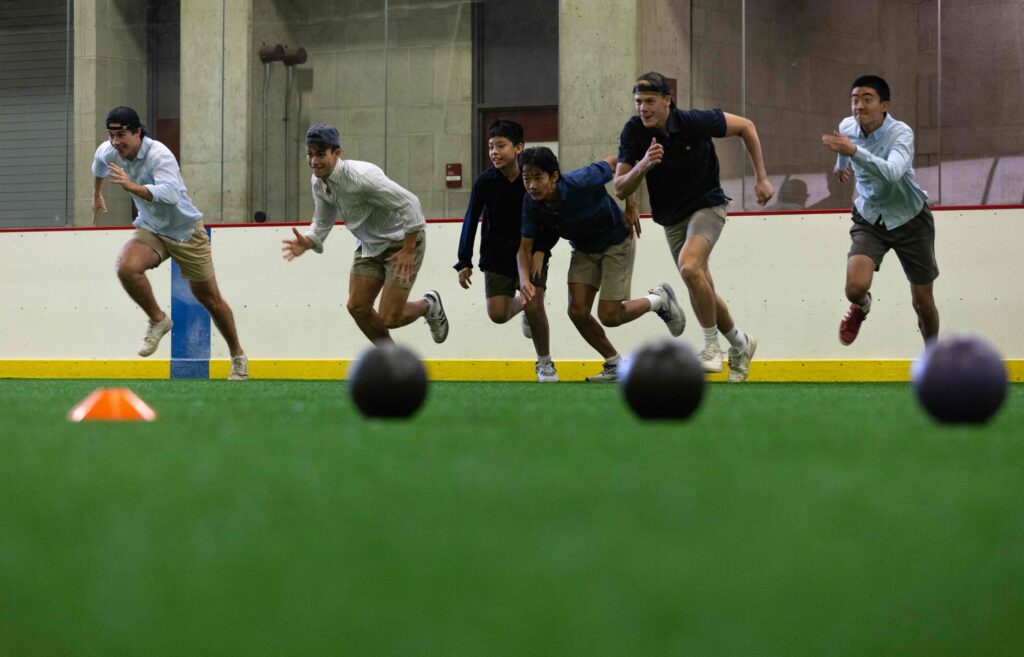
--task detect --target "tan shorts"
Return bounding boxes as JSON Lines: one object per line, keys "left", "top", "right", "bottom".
{"left": 567, "top": 237, "right": 636, "bottom": 301}
{"left": 664, "top": 203, "right": 727, "bottom": 262}
{"left": 131, "top": 222, "right": 214, "bottom": 282}
{"left": 351, "top": 231, "right": 426, "bottom": 290}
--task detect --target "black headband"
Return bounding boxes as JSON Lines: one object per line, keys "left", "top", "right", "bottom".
{"left": 633, "top": 81, "right": 670, "bottom": 95}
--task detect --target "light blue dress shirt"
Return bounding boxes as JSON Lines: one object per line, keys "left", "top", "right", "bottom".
{"left": 835, "top": 113, "right": 928, "bottom": 230}
{"left": 93, "top": 137, "right": 202, "bottom": 243}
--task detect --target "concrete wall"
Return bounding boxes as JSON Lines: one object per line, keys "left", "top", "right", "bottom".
{"left": 73, "top": 0, "right": 148, "bottom": 226}
{"left": 250, "top": 0, "right": 472, "bottom": 223}
{"left": 179, "top": 0, "right": 252, "bottom": 224}
{"left": 3, "top": 209, "right": 1023, "bottom": 371}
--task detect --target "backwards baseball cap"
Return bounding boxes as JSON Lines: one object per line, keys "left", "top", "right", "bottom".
{"left": 306, "top": 123, "right": 340, "bottom": 149}
{"left": 105, "top": 106, "right": 142, "bottom": 131}
{"left": 632, "top": 71, "right": 672, "bottom": 95}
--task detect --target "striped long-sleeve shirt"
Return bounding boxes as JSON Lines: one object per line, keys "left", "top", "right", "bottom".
{"left": 304, "top": 159, "right": 425, "bottom": 257}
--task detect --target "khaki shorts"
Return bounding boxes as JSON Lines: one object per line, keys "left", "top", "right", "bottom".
{"left": 567, "top": 237, "right": 636, "bottom": 301}
{"left": 131, "top": 222, "right": 214, "bottom": 282}
{"left": 351, "top": 231, "right": 426, "bottom": 290}
{"left": 484, "top": 264, "right": 549, "bottom": 299}
{"left": 849, "top": 205, "right": 939, "bottom": 285}
{"left": 664, "top": 203, "right": 727, "bottom": 262}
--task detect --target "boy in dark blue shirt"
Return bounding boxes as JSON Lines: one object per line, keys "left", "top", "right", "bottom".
{"left": 455, "top": 120, "right": 558, "bottom": 381}
{"left": 519, "top": 146, "right": 686, "bottom": 382}
{"left": 614, "top": 71, "right": 773, "bottom": 383}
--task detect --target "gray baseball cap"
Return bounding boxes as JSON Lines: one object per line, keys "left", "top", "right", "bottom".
{"left": 306, "top": 123, "right": 340, "bottom": 148}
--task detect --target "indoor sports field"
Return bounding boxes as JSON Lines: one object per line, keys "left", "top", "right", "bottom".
{"left": 2, "top": 379, "right": 1023, "bottom": 655}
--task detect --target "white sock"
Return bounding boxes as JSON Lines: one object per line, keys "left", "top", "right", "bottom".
{"left": 725, "top": 327, "right": 748, "bottom": 350}
{"left": 647, "top": 293, "right": 665, "bottom": 312}
{"left": 537, "top": 354, "right": 552, "bottom": 364}
{"left": 606, "top": 354, "right": 621, "bottom": 366}
{"left": 858, "top": 292, "right": 872, "bottom": 314}
{"left": 702, "top": 327, "right": 719, "bottom": 346}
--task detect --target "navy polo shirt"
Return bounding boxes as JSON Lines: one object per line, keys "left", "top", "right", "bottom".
{"left": 618, "top": 107, "right": 729, "bottom": 226}
{"left": 522, "top": 161, "right": 627, "bottom": 255}
{"left": 455, "top": 166, "right": 556, "bottom": 278}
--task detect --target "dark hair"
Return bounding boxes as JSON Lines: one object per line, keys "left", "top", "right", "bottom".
{"left": 851, "top": 75, "right": 890, "bottom": 102}
{"left": 520, "top": 147, "right": 560, "bottom": 176}
{"left": 634, "top": 71, "right": 676, "bottom": 108}
{"left": 487, "top": 119, "right": 524, "bottom": 145}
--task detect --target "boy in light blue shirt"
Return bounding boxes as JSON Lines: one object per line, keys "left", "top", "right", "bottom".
{"left": 823, "top": 76, "right": 939, "bottom": 347}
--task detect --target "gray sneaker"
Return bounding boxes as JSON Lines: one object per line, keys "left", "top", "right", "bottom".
{"left": 649, "top": 282, "right": 686, "bottom": 337}
{"left": 229, "top": 354, "right": 249, "bottom": 381}
{"left": 521, "top": 312, "right": 532, "bottom": 339}
{"left": 698, "top": 342, "right": 724, "bottom": 373}
{"left": 727, "top": 335, "right": 757, "bottom": 382}
{"left": 138, "top": 315, "right": 173, "bottom": 357}
{"left": 536, "top": 359, "right": 557, "bottom": 382}
{"left": 423, "top": 290, "right": 449, "bottom": 343}
{"left": 585, "top": 362, "right": 618, "bottom": 382}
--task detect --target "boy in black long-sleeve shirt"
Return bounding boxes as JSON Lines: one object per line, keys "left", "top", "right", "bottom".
{"left": 455, "top": 120, "right": 558, "bottom": 382}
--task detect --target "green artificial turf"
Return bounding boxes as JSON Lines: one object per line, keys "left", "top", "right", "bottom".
{"left": 1, "top": 380, "right": 1023, "bottom": 656}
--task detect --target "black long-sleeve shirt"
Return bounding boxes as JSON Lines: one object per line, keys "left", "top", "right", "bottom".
{"left": 455, "top": 166, "right": 557, "bottom": 278}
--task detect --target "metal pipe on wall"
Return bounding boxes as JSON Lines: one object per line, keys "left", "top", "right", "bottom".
{"left": 256, "top": 43, "right": 284, "bottom": 223}
{"left": 281, "top": 46, "right": 306, "bottom": 222}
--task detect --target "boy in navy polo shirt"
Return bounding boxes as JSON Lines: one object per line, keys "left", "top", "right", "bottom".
{"left": 614, "top": 71, "right": 773, "bottom": 383}
{"left": 455, "top": 121, "right": 559, "bottom": 382}
{"left": 519, "top": 147, "right": 686, "bottom": 382}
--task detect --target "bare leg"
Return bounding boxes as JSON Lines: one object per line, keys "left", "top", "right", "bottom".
{"left": 347, "top": 274, "right": 390, "bottom": 342}
{"left": 596, "top": 298, "right": 651, "bottom": 327}
{"left": 189, "top": 275, "right": 244, "bottom": 357}
{"left": 910, "top": 282, "right": 939, "bottom": 341}
{"left": 845, "top": 255, "right": 876, "bottom": 307}
{"left": 567, "top": 283, "right": 617, "bottom": 359}
{"left": 678, "top": 235, "right": 719, "bottom": 329}
{"left": 524, "top": 288, "right": 550, "bottom": 357}
{"left": 115, "top": 240, "right": 165, "bottom": 322}
{"left": 486, "top": 294, "right": 524, "bottom": 324}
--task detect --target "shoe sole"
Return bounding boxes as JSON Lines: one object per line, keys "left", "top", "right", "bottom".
{"left": 700, "top": 361, "right": 724, "bottom": 373}
{"left": 728, "top": 336, "right": 757, "bottom": 382}
{"left": 659, "top": 282, "right": 686, "bottom": 337}
{"left": 426, "top": 291, "right": 449, "bottom": 343}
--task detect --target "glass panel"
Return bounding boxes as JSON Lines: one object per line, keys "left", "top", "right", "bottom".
{"left": 0, "top": 0, "right": 72, "bottom": 227}
{"left": 940, "top": 0, "right": 1024, "bottom": 205}
{"left": 386, "top": 0, "right": 474, "bottom": 219}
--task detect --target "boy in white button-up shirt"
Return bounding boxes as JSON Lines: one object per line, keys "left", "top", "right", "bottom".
{"left": 92, "top": 106, "right": 248, "bottom": 380}
{"left": 281, "top": 124, "right": 449, "bottom": 345}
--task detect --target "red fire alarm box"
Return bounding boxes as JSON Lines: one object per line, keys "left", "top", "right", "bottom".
{"left": 445, "top": 163, "right": 462, "bottom": 188}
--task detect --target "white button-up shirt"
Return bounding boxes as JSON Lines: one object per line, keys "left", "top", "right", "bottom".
{"left": 92, "top": 137, "right": 202, "bottom": 242}
{"left": 835, "top": 113, "right": 928, "bottom": 230}
{"left": 305, "top": 159, "right": 425, "bottom": 257}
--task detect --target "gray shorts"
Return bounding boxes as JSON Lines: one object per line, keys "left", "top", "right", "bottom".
{"left": 849, "top": 205, "right": 939, "bottom": 285}
{"left": 351, "top": 231, "right": 426, "bottom": 290}
{"left": 484, "top": 265, "right": 549, "bottom": 299}
{"left": 567, "top": 237, "right": 636, "bottom": 301}
{"left": 664, "top": 204, "right": 727, "bottom": 262}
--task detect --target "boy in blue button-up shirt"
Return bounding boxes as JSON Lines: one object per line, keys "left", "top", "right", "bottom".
{"left": 519, "top": 147, "right": 686, "bottom": 382}
{"left": 822, "top": 75, "right": 939, "bottom": 346}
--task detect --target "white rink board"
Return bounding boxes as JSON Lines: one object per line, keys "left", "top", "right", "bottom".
{"left": 1, "top": 208, "right": 1022, "bottom": 361}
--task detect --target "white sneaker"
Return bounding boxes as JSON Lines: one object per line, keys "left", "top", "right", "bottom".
{"left": 649, "top": 282, "right": 686, "bottom": 337}
{"left": 138, "top": 315, "right": 173, "bottom": 357}
{"left": 727, "top": 335, "right": 757, "bottom": 382}
{"left": 536, "top": 359, "right": 558, "bottom": 382}
{"left": 585, "top": 362, "right": 618, "bottom": 382}
{"left": 698, "top": 342, "right": 724, "bottom": 373}
{"left": 423, "top": 290, "right": 449, "bottom": 343}
{"left": 521, "top": 312, "right": 532, "bottom": 339}
{"left": 229, "top": 354, "right": 249, "bottom": 381}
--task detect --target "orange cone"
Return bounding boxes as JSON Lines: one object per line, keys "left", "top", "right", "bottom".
{"left": 67, "top": 387, "right": 157, "bottom": 422}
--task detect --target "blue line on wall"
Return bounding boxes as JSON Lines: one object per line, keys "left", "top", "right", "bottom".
{"left": 170, "top": 227, "right": 212, "bottom": 379}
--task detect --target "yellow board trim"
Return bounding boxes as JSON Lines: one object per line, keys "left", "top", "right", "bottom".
{"left": 3, "top": 359, "right": 1024, "bottom": 382}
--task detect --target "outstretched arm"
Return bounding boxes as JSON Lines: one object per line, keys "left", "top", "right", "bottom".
{"left": 92, "top": 177, "right": 107, "bottom": 225}
{"left": 724, "top": 112, "right": 773, "bottom": 205}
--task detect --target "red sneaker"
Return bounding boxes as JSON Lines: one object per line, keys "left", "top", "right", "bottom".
{"left": 839, "top": 303, "right": 868, "bottom": 345}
